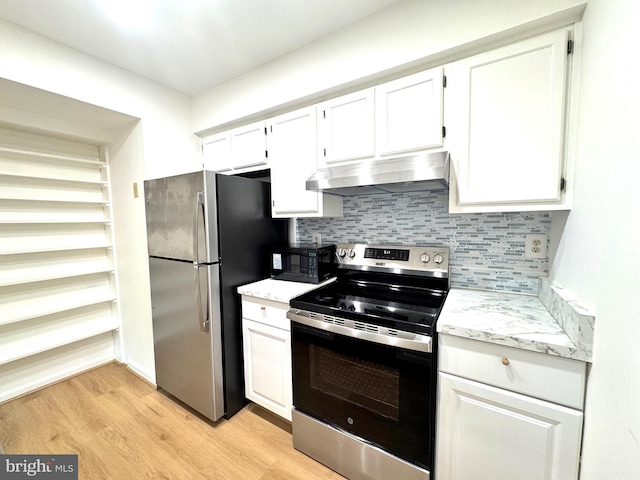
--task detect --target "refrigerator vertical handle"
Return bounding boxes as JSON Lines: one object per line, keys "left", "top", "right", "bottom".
{"left": 194, "top": 191, "right": 209, "bottom": 333}
{"left": 195, "top": 265, "right": 210, "bottom": 333}
{"left": 194, "top": 191, "right": 205, "bottom": 264}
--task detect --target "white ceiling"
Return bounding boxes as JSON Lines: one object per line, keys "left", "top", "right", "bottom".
{"left": 0, "top": 0, "right": 405, "bottom": 96}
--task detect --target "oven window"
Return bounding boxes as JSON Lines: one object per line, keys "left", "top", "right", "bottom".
{"left": 310, "top": 345, "right": 399, "bottom": 420}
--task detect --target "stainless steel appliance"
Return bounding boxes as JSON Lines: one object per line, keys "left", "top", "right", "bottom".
{"left": 288, "top": 243, "right": 450, "bottom": 480}
{"left": 269, "top": 243, "right": 336, "bottom": 284}
{"left": 305, "top": 151, "right": 450, "bottom": 196}
{"left": 144, "top": 171, "right": 287, "bottom": 421}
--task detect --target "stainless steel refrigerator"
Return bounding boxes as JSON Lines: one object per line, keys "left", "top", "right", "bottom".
{"left": 144, "top": 171, "right": 288, "bottom": 421}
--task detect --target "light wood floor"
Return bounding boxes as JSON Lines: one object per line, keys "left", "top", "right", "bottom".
{"left": 0, "top": 362, "right": 344, "bottom": 479}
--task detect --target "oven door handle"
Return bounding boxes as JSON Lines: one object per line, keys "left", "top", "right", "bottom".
{"left": 287, "top": 309, "right": 432, "bottom": 354}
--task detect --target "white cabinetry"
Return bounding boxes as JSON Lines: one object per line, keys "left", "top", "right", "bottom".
{"left": 202, "top": 131, "right": 232, "bottom": 172}
{"left": 448, "top": 28, "right": 574, "bottom": 212}
{"left": 201, "top": 120, "right": 267, "bottom": 173}
{"left": 230, "top": 121, "right": 268, "bottom": 169}
{"left": 317, "top": 89, "right": 375, "bottom": 164}
{"left": 315, "top": 68, "right": 445, "bottom": 166}
{"left": 241, "top": 296, "right": 292, "bottom": 421}
{"left": 0, "top": 127, "right": 118, "bottom": 401}
{"left": 436, "top": 334, "right": 586, "bottom": 480}
{"left": 269, "top": 106, "right": 342, "bottom": 218}
{"left": 375, "top": 68, "right": 445, "bottom": 156}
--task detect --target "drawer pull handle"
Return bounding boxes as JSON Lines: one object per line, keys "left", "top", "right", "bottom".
{"left": 260, "top": 306, "right": 266, "bottom": 311}
{"left": 501, "top": 357, "right": 510, "bottom": 366}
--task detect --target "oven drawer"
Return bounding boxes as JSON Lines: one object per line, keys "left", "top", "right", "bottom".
{"left": 241, "top": 297, "right": 290, "bottom": 331}
{"left": 438, "top": 334, "right": 587, "bottom": 409}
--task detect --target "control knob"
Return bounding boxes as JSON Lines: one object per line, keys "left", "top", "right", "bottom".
{"left": 420, "top": 253, "right": 430, "bottom": 264}
{"left": 347, "top": 249, "right": 356, "bottom": 259}
{"left": 337, "top": 248, "right": 347, "bottom": 258}
{"left": 433, "top": 254, "right": 444, "bottom": 265}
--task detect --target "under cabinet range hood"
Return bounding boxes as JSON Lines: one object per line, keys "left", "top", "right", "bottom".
{"left": 306, "top": 151, "right": 450, "bottom": 196}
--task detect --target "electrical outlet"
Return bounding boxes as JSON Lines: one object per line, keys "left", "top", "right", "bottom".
{"left": 311, "top": 233, "right": 322, "bottom": 245}
{"left": 525, "top": 234, "right": 547, "bottom": 259}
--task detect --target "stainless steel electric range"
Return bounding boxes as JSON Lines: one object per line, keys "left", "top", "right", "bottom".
{"left": 287, "top": 243, "right": 450, "bottom": 480}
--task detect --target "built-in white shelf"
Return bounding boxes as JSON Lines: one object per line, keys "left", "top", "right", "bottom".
{"left": 0, "top": 248, "right": 114, "bottom": 288}
{"left": 0, "top": 146, "right": 106, "bottom": 167}
{"left": 0, "top": 173, "right": 108, "bottom": 187}
{"left": 0, "top": 314, "right": 118, "bottom": 366}
{"left": 0, "top": 243, "right": 113, "bottom": 257}
{"left": 0, "top": 220, "right": 112, "bottom": 225}
{"left": 0, "top": 294, "right": 117, "bottom": 327}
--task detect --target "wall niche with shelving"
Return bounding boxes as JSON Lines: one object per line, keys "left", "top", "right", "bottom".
{"left": 0, "top": 126, "right": 119, "bottom": 402}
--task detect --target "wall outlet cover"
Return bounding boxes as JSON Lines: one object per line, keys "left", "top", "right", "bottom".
{"left": 525, "top": 234, "right": 547, "bottom": 259}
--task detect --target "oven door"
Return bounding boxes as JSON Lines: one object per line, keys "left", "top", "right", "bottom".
{"left": 291, "top": 320, "right": 434, "bottom": 469}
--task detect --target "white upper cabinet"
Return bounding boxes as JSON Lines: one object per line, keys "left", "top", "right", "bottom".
{"left": 448, "top": 28, "right": 573, "bottom": 212}
{"left": 317, "top": 89, "right": 375, "bottom": 165}
{"left": 201, "top": 120, "right": 267, "bottom": 173}
{"left": 375, "top": 68, "right": 445, "bottom": 156}
{"left": 269, "top": 106, "right": 343, "bottom": 218}
{"left": 202, "top": 131, "right": 232, "bottom": 172}
{"left": 230, "top": 120, "right": 268, "bottom": 169}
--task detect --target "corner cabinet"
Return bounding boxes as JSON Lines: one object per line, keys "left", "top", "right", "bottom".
{"left": 448, "top": 27, "right": 576, "bottom": 212}
{"left": 241, "top": 296, "right": 293, "bottom": 421}
{"left": 269, "top": 106, "right": 343, "bottom": 218}
{"left": 436, "top": 334, "right": 586, "bottom": 480}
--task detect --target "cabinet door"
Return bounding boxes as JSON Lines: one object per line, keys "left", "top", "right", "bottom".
{"left": 451, "top": 28, "right": 571, "bottom": 207}
{"left": 375, "top": 68, "right": 444, "bottom": 155}
{"left": 242, "top": 318, "right": 292, "bottom": 421}
{"left": 436, "top": 372, "right": 583, "bottom": 480}
{"left": 269, "top": 107, "right": 322, "bottom": 216}
{"left": 318, "top": 89, "right": 375, "bottom": 164}
{"left": 230, "top": 121, "right": 267, "bottom": 169}
{"left": 202, "top": 132, "right": 232, "bottom": 172}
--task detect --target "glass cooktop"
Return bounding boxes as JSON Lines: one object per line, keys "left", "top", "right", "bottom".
{"left": 290, "top": 275, "right": 448, "bottom": 336}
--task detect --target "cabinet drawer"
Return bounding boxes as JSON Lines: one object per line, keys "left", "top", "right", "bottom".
{"left": 241, "top": 297, "right": 290, "bottom": 331}
{"left": 438, "top": 334, "right": 587, "bottom": 409}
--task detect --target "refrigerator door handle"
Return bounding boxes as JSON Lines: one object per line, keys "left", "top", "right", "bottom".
{"left": 195, "top": 264, "right": 210, "bottom": 333}
{"left": 193, "top": 191, "right": 205, "bottom": 264}
{"left": 194, "top": 191, "right": 210, "bottom": 333}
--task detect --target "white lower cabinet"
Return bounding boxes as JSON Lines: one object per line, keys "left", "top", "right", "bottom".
{"left": 241, "top": 297, "right": 292, "bottom": 421}
{"left": 436, "top": 335, "right": 585, "bottom": 480}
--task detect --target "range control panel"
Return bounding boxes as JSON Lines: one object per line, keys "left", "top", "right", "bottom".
{"left": 336, "top": 243, "right": 449, "bottom": 277}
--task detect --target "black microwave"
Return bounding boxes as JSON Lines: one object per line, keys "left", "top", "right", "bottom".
{"left": 270, "top": 244, "right": 336, "bottom": 284}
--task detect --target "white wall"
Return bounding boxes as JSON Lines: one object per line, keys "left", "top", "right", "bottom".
{"left": 192, "top": 0, "right": 639, "bottom": 478}
{"left": 549, "top": 0, "right": 640, "bottom": 477}
{"left": 0, "top": 19, "right": 201, "bottom": 383}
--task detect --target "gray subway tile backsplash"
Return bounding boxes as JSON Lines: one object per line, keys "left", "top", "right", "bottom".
{"left": 296, "top": 190, "right": 549, "bottom": 295}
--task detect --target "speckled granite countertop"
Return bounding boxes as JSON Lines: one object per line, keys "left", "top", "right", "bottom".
{"left": 437, "top": 287, "right": 593, "bottom": 362}
{"left": 240, "top": 277, "right": 594, "bottom": 363}
{"left": 237, "top": 277, "right": 336, "bottom": 304}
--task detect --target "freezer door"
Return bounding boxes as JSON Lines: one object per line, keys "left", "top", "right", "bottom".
{"left": 149, "top": 257, "right": 224, "bottom": 421}
{"left": 145, "top": 171, "right": 219, "bottom": 262}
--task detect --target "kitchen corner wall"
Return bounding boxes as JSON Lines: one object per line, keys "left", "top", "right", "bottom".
{"left": 297, "top": 190, "right": 550, "bottom": 294}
